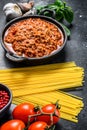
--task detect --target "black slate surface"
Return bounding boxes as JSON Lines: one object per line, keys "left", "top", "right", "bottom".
{"left": 0, "top": 0, "right": 87, "bottom": 130}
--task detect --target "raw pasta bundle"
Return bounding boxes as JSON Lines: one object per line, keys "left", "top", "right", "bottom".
{"left": 0, "top": 62, "right": 84, "bottom": 122}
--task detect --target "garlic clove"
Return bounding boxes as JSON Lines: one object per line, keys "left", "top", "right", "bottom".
{"left": 17, "top": 1, "right": 34, "bottom": 13}
{"left": 23, "top": 7, "right": 37, "bottom": 16}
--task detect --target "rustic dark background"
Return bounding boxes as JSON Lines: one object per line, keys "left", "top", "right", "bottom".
{"left": 0, "top": 0, "right": 87, "bottom": 130}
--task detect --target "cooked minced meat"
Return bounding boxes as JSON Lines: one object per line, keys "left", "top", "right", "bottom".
{"left": 4, "top": 18, "right": 64, "bottom": 58}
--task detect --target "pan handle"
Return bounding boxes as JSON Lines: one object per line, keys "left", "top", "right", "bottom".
{"left": 6, "top": 52, "right": 26, "bottom": 62}
{"left": 39, "top": 8, "right": 56, "bottom": 19}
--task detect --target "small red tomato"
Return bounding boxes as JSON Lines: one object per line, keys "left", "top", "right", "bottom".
{"left": 12, "top": 103, "right": 36, "bottom": 124}
{"left": 0, "top": 119, "right": 25, "bottom": 130}
{"left": 28, "top": 121, "right": 48, "bottom": 130}
{"left": 37, "top": 104, "right": 60, "bottom": 125}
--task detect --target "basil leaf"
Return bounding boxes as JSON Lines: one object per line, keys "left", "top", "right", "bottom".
{"left": 56, "top": 10, "right": 64, "bottom": 21}
{"left": 63, "top": 6, "right": 74, "bottom": 23}
{"left": 36, "top": 5, "right": 44, "bottom": 14}
{"left": 61, "top": 23, "right": 71, "bottom": 37}
{"left": 54, "top": 0, "right": 64, "bottom": 7}
{"left": 47, "top": 4, "right": 59, "bottom": 10}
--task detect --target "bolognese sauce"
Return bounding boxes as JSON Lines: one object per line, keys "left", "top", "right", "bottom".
{"left": 4, "top": 18, "right": 64, "bottom": 58}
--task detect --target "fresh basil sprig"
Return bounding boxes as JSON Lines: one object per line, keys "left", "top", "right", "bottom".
{"left": 36, "top": 0, "right": 74, "bottom": 37}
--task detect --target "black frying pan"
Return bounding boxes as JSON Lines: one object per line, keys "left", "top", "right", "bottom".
{"left": 1, "top": 9, "right": 67, "bottom": 62}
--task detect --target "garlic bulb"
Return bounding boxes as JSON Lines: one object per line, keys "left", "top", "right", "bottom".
{"left": 3, "top": 3, "right": 22, "bottom": 21}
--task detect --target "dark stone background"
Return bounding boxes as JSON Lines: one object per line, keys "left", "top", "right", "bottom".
{"left": 0, "top": 0, "right": 87, "bottom": 129}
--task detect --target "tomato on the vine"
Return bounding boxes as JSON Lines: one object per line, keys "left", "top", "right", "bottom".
{"left": 12, "top": 103, "right": 36, "bottom": 124}
{"left": 28, "top": 121, "right": 48, "bottom": 130}
{"left": 37, "top": 104, "right": 60, "bottom": 125}
{"left": 0, "top": 119, "right": 25, "bottom": 130}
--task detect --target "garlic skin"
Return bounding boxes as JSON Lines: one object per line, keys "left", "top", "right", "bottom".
{"left": 3, "top": 3, "right": 22, "bottom": 21}
{"left": 18, "top": 1, "right": 34, "bottom": 13}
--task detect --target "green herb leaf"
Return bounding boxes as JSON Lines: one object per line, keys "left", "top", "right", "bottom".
{"left": 47, "top": 4, "right": 59, "bottom": 11}
{"left": 36, "top": 5, "right": 44, "bottom": 10}
{"left": 56, "top": 9, "right": 64, "bottom": 21}
{"left": 61, "top": 23, "right": 71, "bottom": 37}
{"left": 36, "top": 5, "right": 44, "bottom": 14}
{"left": 54, "top": 0, "right": 64, "bottom": 7}
{"left": 63, "top": 6, "right": 74, "bottom": 23}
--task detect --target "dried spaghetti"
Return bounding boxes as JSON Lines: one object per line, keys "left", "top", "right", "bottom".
{"left": 13, "top": 90, "right": 84, "bottom": 123}
{"left": 0, "top": 62, "right": 84, "bottom": 122}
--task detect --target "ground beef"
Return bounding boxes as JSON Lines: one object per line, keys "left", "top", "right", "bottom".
{"left": 4, "top": 18, "right": 64, "bottom": 58}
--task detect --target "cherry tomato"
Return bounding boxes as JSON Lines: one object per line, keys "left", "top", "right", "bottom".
{"left": 37, "top": 104, "right": 60, "bottom": 125}
{"left": 12, "top": 103, "right": 36, "bottom": 124}
{"left": 0, "top": 119, "right": 25, "bottom": 130}
{"left": 28, "top": 121, "right": 48, "bottom": 130}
